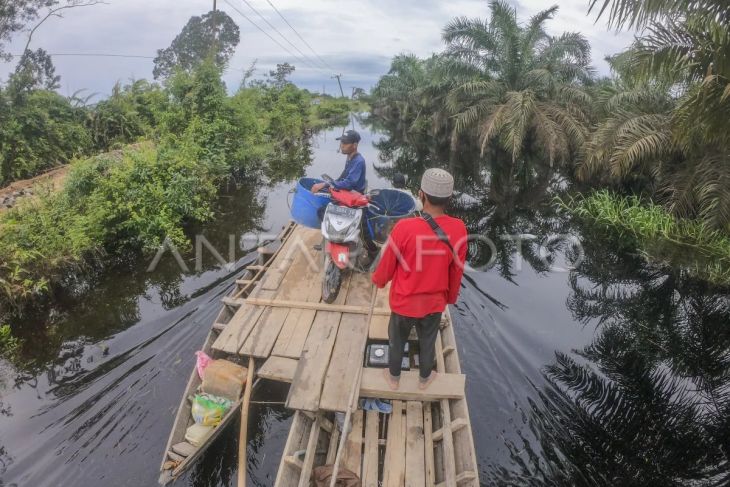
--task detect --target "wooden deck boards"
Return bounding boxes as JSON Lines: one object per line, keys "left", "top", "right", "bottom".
{"left": 405, "top": 401, "right": 426, "bottom": 487}
{"left": 319, "top": 272, "right": 373, "bottom": 412}
{"left": 205, "top": 223, "right": 477, "bottom": 485}
{"left": 285, "top": 275, "right": 352, "bottom": 411}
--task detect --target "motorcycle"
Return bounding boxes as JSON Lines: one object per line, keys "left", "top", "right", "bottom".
{"left": 318, "top": 174, "right": 380, "bottom": 303}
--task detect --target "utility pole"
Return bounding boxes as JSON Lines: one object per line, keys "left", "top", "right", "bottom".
{"left": 332, "top": 74, "right": 345, "bottom": 98}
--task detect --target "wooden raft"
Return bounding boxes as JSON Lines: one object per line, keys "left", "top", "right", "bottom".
{"left": 209, "top": 224, "right": 479, "bottom": 486}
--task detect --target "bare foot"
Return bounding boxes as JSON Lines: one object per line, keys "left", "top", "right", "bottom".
{"left": 418, "top": 372, "right": 439, "bottom": 390}
{"left": 382, "top": 368, "right": 400, "bottom": 390}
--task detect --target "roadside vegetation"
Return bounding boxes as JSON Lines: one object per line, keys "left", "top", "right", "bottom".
{"left": 0, "top": 7, "right": 364, "bottom": 325}
{"left": 370, "top": 0, "right": 729, "bottom": 282}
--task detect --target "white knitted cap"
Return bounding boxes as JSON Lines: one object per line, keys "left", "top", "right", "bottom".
{"left": 420, "top": 168, "right": 454, "bottom": 198}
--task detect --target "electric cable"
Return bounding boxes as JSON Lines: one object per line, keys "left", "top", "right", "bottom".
{"left": 239, "top": 0, "right": 325, "bottom": 71}
{"left": 264, "top": 0, "right": 335, "bottom": 71}
{"left": 222, "top": 0, "right": 328, "bottom": 74}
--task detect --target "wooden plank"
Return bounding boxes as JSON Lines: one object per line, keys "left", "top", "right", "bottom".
{"left": 274, "top": 412, "right": 309, "bottom": 487}
{"left": 258, "top": 356, "right": 297, "bottom": 383}
{"left": 435, "top": 335, "right": 457, "bottom": 487}
{"left": 285, "top": 312, "right": 342, "bottom": 411}
{"left": 298, "top": 413, "right": 322, "bottom": 487}
{"left": 384, "top": 401, "right": 406, "bottom": 487}
{"left": 405, "top": 402, "right": 426, "bottom": 487}
{"left": 424, "top": 404, "right": 435, "bottom": 487}
{"left": 432, "top": 418, "right": 468, "bottom": 442}
{"left": 342, "top": 409, "right": 364, "bottom": 477}
{"left": 285, "top": 273, "right": 351, "bottom": 411}
{"left": 439, "top": 311, "right": 478, "bottom": 486}
{"left": 360, "top": 369, "right": 465, "bottom": 401}
{"left": 222, "top": 296, "right": 244, "bottom": 308}
{"left": 262, "top": 227, "right": 319, "bottom": 291}
{"left": 212, "top": 304, "right": 267, "bottom": 354}
{"left": 245, "top": 297, "right": 390, "bottom": 316}
{"left": 283, "top": 455, "right": 303, "bottom": 470}
{"left": 240, "top": 306, "right": 290, "bottom": 358}
{"left": 362, "top": 410, "right": 379, "bottom": 487}
{"left": 326, "top": 426, "right": 341, "bottom": 465}
{"left": 272, "top": 309, "right": 317, "bottom": 359}
{"left": 271, "top": 254, "right": 322, "bottom": 359}
{"left": 369, "top": 314, "right": 390, "bottom": 340}
{"left": 257, "top": 357, "right": 465, "bottom": 402}
{"left": 320, "top": 272, "right": 373, "bottom": 412}
{"left": 275, "top": 230, "right": 322, "bottom": 301}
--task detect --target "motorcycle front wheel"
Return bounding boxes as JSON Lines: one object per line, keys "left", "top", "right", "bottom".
{"left": 322, "top": 253, "right": 342, "bottom": 304}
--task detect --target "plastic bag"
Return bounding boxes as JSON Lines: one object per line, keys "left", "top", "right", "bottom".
{"left": 191, "top": 393, "right": 232, "bottom": 426}
{"left": 195, "top": 351, "right": 212, "bottom": 379}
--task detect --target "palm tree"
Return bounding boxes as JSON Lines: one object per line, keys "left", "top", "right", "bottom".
{"left": 371, "top": 54, "right": 455, "bottom": 143}
{"left": 580, "top": 0, "right": 730, "bottom": 229}
{"left": 443, "top": 1, "right": 593, "bottom": 168}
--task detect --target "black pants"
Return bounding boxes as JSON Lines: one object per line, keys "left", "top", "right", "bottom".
{"left": 388, "top": 311, "right": 441, "bottom": 379}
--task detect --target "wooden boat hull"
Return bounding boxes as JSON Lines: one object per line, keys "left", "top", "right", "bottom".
{"left": 158, "top": 223, "right": 296, "bottom": 484}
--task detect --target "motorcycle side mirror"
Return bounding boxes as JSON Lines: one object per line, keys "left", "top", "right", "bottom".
{"left": 321, "top": 174, "right": 334, "bottom": 183}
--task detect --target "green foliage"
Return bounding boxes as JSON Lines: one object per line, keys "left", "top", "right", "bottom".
{"left": 153, "top": 10, "right": 240, "bottom": 80}
{"left": 370, "top": 0, "right": 730, "bottom": 230}
{"left": 576, "top": 0, "right": 730, "bottom": 229}
{"left": 0, "top": 324, "right": 20, "bottom": 361}
{"left": 0, "top": 1, "right": 62, "bottom": 61}
{"left": 442, "top": 1, "right": 592, "bottom": 165}
{"left": 561, "top": 191, "right": 730, "bottom": 285}
{"left": 0, "top": 61, "right": 316, "bottom": 313}
{"left": 268, "top": 62, "right": 295, "bottom": 88}
{"left": 8, "top": 48, "right": 60, "bottom": 93}
{"left": 310, "top": 97, "right": 352, "bottom": 128}
{"left": 86, "top": 80, "right": 167, "bottom": 151}
{"left": 0, "top": 87, "right": 91, "bottom": 184}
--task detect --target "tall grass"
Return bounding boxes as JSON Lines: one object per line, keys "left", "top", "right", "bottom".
{"left": 560, "top": 190, "right": 730, "bottom": 285}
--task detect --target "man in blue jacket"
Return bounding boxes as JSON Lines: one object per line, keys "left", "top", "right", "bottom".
{"left": 311, "top": 130, "right": 367, "bottom": 193}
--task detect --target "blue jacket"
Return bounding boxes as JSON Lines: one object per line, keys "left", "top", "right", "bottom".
{"left": 331, "top": 153, "right": 367, "bottom": 193}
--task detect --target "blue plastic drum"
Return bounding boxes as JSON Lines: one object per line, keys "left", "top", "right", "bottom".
{"left": 366, "top": 189, "right": 417, "bottom": 244}
{"left": 290, "top": 177, "right": 331, "bottom": 228}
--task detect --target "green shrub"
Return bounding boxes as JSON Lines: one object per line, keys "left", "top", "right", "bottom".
{"left": 0, "top": 143, "right": 217, "bottom": 312}
{"left": 0, "top": 62, "right": 318, "bottom": 314}
{"left": 87, "top": 80, "right": 167, "bottom": 151}
{"left": 0, "top": 89, "right": 91, "bottom": 184}
{"left": 561, "top": 190, "right": 730, "bottom": 285}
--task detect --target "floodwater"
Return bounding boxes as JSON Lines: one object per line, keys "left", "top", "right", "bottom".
{"left": 1, "top": 119, "right": 728, "bottom": 487}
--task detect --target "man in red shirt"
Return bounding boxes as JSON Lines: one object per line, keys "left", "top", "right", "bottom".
{"left": 372, "top": 168, "right": 467, "bottom": 390}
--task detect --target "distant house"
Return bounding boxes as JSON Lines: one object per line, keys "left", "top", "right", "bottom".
{"left": 311, "top": 98, "right": 322, "bottom": 105}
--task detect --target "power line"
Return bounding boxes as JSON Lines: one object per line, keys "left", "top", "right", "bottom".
{"left": 263, "top": 0, "right": 335, "bottom": 71}
{"left": 238, "top": 0, "right": 325, "bottom": 71}
{"left": 221, "top": 0, "right": 326, "bottom": 74}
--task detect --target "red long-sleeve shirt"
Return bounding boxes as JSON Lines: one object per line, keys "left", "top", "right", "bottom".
{"left": 371, "top": 215, "right": 468, "bottom": 318}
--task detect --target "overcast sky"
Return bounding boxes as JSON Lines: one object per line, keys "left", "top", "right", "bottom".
{"left": 0, "top": 0, "right": 635, "bottom": 99}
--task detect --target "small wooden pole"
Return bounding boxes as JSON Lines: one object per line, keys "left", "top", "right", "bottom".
{"left": 238, "top": 356, "right": 256, "bottom": 487}
{"left": 328, "top": 284, "right": 378, "bottom": 487}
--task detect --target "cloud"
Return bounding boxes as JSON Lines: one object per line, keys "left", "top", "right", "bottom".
{"left": 0, "top": 0, "right": 635, "bottom": 96}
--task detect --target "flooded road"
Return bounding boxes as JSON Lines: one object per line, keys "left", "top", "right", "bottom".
{"left": 1, "top": 120, "right": 728, "bottom": 486}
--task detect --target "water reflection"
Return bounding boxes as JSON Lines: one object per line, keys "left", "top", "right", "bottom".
{"left": 367, "top": 114, "right": 730, "bottom": 485}
{"left": 2, "top": 119, "right": 728, "bottom": 486}
{"left": 0, "top": 135, "right": 305, "bottom": 486}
